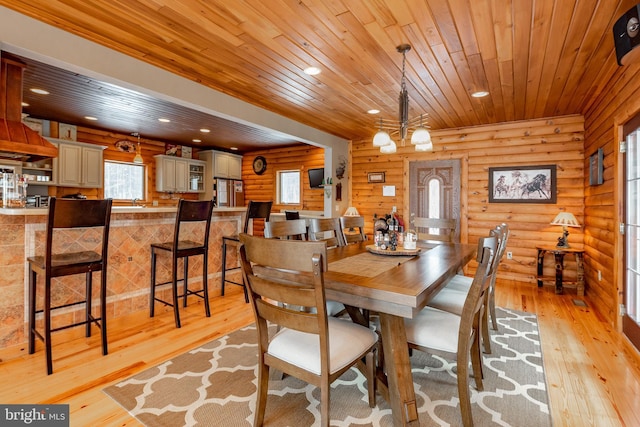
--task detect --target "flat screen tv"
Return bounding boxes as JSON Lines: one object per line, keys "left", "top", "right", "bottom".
{"left": 308, "top": 168, "right": 324, "bottom": 189}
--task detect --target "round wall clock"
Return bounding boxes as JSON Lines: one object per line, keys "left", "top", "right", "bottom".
{"left": 252, "top": 156, "right": 267, "bottom": 175}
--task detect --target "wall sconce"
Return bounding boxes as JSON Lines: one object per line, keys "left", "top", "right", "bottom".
{"left": 550, "top": 212, "right": 580, "bottom": 248}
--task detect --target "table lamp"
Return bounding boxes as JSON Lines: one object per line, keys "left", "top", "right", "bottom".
{"left": 550, "top": 212, "right": 580, "bottom": 248}
{"left": 343, "top": 207, "right": 360, "bottom": 216}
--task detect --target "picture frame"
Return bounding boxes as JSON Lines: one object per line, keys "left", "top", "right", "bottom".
{"left": 489, "top": 164, "right": 557, "bottom": 204}
{"left": 181, "top": 146, "right": 192, "bottom": 159}
{"left": 589, "top": 147, "right": 604, "bottom": 186}
{"left": 367, "top": 172, "right": 385, "bottom": 183}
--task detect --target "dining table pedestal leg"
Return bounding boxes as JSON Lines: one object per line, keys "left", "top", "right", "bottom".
{"left": 378, "top": 312, "right": 420, "bottom": 426}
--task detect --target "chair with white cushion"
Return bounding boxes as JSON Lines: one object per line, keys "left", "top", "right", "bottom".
{"left": 405, "top": 235, "right": 496, "bottom": 427}
{"left": 239, "top": 234, "right": 377, "bottom": 427}
{"left": 428, "top": 223, "right": 509, "bottom": 353}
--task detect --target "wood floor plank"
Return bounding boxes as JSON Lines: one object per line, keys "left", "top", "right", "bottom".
{"left": 0, "top": 280, "right": 638, "bottom": 426}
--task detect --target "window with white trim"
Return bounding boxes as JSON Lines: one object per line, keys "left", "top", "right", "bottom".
{"left": 277, "top": 169, "right": 300, "bottom": 204}
{"left": 104, "top": 161, "right": 145, "bottom": 200}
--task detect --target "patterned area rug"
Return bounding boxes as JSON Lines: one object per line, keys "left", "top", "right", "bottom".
{"left": 104, "top": 308, "right": 551, "bottom": 426}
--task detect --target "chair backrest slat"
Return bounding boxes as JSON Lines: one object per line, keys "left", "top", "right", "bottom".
{"left": 240, "top": 234, "right": 328, "bottom": 335}
{"left": 308, "top": 218, "right": 344, "bottom": 248}
{"left": 264, "top": 219, "right": 307, "bottom": 240}
{"left": 412, "top": 216, "right": 457, "bottom": 243}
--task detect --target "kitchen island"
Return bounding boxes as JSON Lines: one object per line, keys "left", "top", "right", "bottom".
{"left": 0, "top": 206, "right": 247, "bottom": 356}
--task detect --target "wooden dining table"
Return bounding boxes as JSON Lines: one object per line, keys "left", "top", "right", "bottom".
{"left": 323, "top": 241, "right": 476, "bottom": 427}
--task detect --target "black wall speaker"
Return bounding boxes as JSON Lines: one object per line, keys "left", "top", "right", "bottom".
{"left": 614, "top": 4, "right": 640, "bottom": 66}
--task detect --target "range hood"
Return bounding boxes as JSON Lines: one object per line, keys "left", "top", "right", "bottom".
{"left": 0, "top": 53, "right": 58, "bottom": 161}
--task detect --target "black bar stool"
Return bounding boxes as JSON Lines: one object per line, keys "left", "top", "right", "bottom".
{"left": 221, "top": 200, "right": 272, "bottom": 302}
{"left": 150, "top": 199, "right": 214, "bottom": 328}
{"left": 27, "top": 197, "right": 113, "bottom": 375}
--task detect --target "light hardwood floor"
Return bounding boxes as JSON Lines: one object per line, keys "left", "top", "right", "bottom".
{"left": 1, "top": 280, "right": 639, "bottom": 426}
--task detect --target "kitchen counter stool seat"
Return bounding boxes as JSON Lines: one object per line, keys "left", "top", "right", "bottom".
{"left": 27, "top": 197, "right": 113, "bottom": 375}
{"left": 150, "top": 199, "right": 214, "bottom": 328}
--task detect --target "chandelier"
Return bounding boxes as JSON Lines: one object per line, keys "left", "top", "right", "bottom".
{"left": 372, "top": 44, "right": 432, "bottom": 153}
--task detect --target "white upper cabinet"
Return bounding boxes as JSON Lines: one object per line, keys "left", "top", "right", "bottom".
{"left": 55, "top": 139, "right": 105, "bottom": 188}
{"left": 155, "top": 155, "right": 189, "bottom": 193}
{"left": 211, "top": 151, "right": 242, "bottom": 179}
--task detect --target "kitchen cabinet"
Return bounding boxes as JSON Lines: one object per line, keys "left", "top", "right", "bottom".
{"left": 198, "top": 150, "right": 243, "bottom": 200}
{"left": 155, "top": 155, "right": 188, "bottom": 192}
{"left": 55, "top": 139, "right": 105, "bottom": 188}
{"left": 198, "top": 150, "right": 242, "bottom": 179}
{"left": 188, "top": 159, "right": 206, "bottom": 192}
{"left": 213, "top": 152, "right": 242, "bottom": 179}
{"left": 156, "top": 155, "right": 204, "bottom": 193}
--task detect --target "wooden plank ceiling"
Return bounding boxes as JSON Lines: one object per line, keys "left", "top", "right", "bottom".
{"left": 0, "top": 0, "right": 635, "bottom": 153}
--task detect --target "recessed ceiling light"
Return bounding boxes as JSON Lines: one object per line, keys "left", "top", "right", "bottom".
{"left": 367, "top": 109, "right": 380, "bottom": 114}
{"left": 200, "top": 128, "right": 210, "bottom": 133}
{"left": 30, "top": 88, "right": 49, "bottom": 95}
{"left": 304, "top": 66, "right": 321, "bottom": 75}
{"left": 471, "top": 91, "right": 489, "bottom": 98}
{"left": 230, "top": 147, "right": 239, "bottom": 151}
{"left": 84, "top": 116, "right": 98, "bottom": 121}
{"left": 192, "top": 139, "right": 201, "bottom": 143}
{"left": 158, "top": 118, "right": 171, "bottom": 123}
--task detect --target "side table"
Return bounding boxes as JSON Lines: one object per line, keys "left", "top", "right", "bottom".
{"left": 536, "top": 246, "right": 585, "bottom": 295}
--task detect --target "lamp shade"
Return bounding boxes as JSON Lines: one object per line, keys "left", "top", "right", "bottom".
{"left": 410, "top": 126, "right": 431, "bottom": 145}
{"left": 550, "top": 212, "right": 580, "bottom": 227}
{"left": 344, "top": 207, "right": 360, "bottom": 216}
{"left": 380, "top": 140, "right": 397, "bottom": 154}
{"left": 373, "top": 130, "right": 391, "bottom": 147}
{"left": 414, "top": 141, "right": 433, "bottom": 152}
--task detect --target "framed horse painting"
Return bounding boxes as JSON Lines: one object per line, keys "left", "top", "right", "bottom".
{"left": 489, "top": 165, "right": 557, "bottom": 204}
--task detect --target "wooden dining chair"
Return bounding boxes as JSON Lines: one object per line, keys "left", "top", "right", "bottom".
{"left": 239, "top": 234, "right": 377, "bottom": 427}
{"left": 150, "top": 199, "right": 215, "bottom": 328}
{"left": 308, "top": 217, "right": 345, "bottom": 248}
{"left": 412, "top": 216, "right": 458, "bottom": 244}
{"left": 445, "top": 223, "right": 510, "bottom": 330}
{"left": 404, "top": 235, "right": 496, "bottom": 427}
{"left": 27, "top": 197, "right": 113, "bottom": 374}
{"left": 428, "top": 223, "right": 509, "bottom": 353}
{"left": 221, "top": 200, "right": 272, "bottom": 302}
{"left": 339, "top": 215, "right": 366, "bottom": 245}
{"left": 264, "top": 219, "right": 307, "bottom": 240}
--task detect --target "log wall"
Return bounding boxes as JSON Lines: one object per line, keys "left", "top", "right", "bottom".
{"left": 350, "top": 115, "right": 585, "bottom": 290}
{"left": 583, "top": 59, "right": 640, "bottom": 326}
{"left": 241, "top": 145, "right": 325, "bottom": 213}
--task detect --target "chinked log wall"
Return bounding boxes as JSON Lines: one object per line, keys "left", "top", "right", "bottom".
{"left": 350, "top": 114, "right": 585, "bottom": 293}
{"left": 241, "top": 145, "right": 325, "bottom": 213}
{"left": 583, "top": 60, "right": 640, "bottom": 326}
